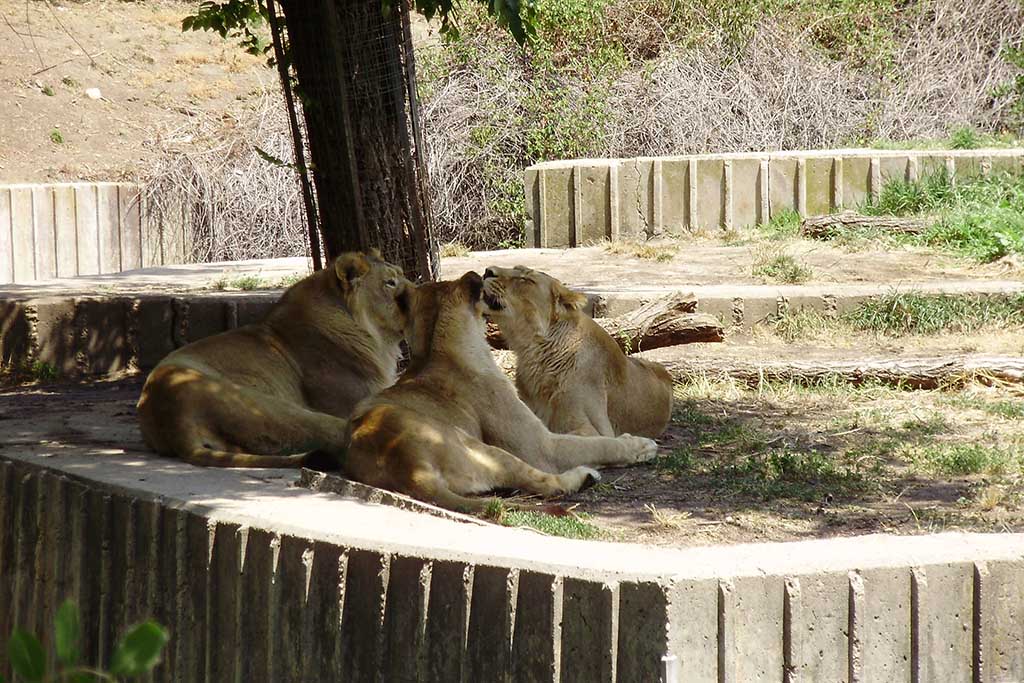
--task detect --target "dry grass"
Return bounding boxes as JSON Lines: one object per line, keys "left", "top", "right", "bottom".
{"left": 142, "top": 89, "right": 309, "bottom": 263}
{"left": 601, "top": 239, "right": 679, "bottom": 261}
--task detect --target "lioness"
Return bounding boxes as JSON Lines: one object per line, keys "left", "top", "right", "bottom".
{"left": 482, "top": 265, "right": 673, "bottom": 438}
{"left": 137, "top": 251, "right": 410, "bottom": 467}
{"left": 344, "top": 271, "right": 658, "bottom": 512}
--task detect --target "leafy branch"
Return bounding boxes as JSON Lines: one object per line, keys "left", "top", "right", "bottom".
{"left": 181, "top": 0, "right": 538, "bottom": 49}
{"left": 3, "top": 600, "right": 169, "bottom": 683}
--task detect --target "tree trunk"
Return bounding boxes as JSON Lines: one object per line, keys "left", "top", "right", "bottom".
{"left": 651, "top": 354, "right": 1024, "bottom": 389}
{"left": 280, "top": 0, "right": 438, "bottom": 281}
{"left": 801, "top": 211, "right": 929, "bottom": 239}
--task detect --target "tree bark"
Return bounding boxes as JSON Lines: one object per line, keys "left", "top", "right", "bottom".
{"left": 279, "top": 0, "right": 438, "bottom": 280}
{"left": 801, "top": 211, "right": 929, "bottom": 239}
{"left": 653, "top": 354, "right": 1024, "bottom": 389}
{"left": 486, "top": 292, "right": 725, "bottom": 352}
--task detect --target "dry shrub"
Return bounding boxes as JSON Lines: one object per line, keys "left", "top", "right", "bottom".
{"left": 142, "top": 0, "right": 1024, "bottom": 256}
{"left": 142, "top": 90, "right": 308, "bottom": 263}
{"left": 882, "top": 0, "right": 1024, "bottom": 137}
{"left": 605, "top": 22, "right": 876, "bottom": 156}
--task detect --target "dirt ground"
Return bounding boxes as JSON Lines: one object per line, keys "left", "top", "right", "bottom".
{"left": 551, "top": 371, "right": 1024, "bottom": 547}
{"left": 0, "top": 0, "right": 275, "bottom": 183}
{"left": 446, "top": 241, "right": 1022, "bottom": 288}
{"left": 3, "top": 321, "right": 1022, "bottom": 549}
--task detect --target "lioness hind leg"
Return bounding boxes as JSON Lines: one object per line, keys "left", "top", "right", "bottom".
{"left": 173, "top": 393, "right": 349, "bottom": 468}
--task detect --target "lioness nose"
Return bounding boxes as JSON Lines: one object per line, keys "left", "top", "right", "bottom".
{"left": 483, "top": 268, "right": 496, "bottom": 279}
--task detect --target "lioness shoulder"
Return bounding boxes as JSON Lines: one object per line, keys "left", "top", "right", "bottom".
{"left": 481, "top": 265, "right": 672, "bottom": 438}
{"left": 136, "top": 250, "right": 411, "bottom": 468}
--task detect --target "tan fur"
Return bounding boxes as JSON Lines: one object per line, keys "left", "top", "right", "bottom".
{"left": 482, "top": 265, "right": 673, "bottom": 438}
{"left": 344, "top": 271, "right": 659, "bottom": 512}
{"left": 136, "top": 251, "right": 411, "bottom": 468}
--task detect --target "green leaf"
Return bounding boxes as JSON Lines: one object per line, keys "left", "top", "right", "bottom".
{"left": 8, "top": 629, "right": 45, "bottom": 683}
{"left": 109, "top": 622, "right": 170, "bottom": 676}
{"left": 55, "top": 600, "right": 81, "bottom": 665}
{"left": 253, "top": 145, "right": 294, "bottom": 169}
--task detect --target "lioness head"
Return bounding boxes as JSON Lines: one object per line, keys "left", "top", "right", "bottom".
{"left": 404, "top": 271, "right": 487, "bottom": 365}
{"left": 330, "top": 249, "right": 412, "bottom": 339}
{"left": 481, "top": 265, "right": 587, "bottom": 339}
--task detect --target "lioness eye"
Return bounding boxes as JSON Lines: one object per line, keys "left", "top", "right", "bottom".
{"left": 385, "top": 278, "right": 398, "bottom": 288}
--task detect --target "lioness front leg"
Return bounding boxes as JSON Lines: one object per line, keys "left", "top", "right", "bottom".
{"left": 482, "top": 399, "right": 656, "bottom": 472}
{"left": 543, "top": 432, "right": 657, "bottom": 471}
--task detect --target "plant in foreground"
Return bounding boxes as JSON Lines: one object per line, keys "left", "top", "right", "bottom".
{"left": 2, "top": 600, "right": 169, "bottom": 683}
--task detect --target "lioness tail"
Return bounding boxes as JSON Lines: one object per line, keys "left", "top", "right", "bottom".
{"left": 182, "top": 448, "right": 309, "bottom": 468}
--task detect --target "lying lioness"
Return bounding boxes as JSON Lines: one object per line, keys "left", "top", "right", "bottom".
{"left": 482, "top": 265, "right": 673, "bottom": 438}
{"left": 137, "top": 251, "right": 410, "bottom": 467}
{"left": 345, "top": 271, "right": 658, "bottom": 512}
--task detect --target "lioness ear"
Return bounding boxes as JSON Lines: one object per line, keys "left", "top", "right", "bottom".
{"left": 334, "top": 252, "right": 370, "bottom": 289}
{"left": 367, "top": 247, "right": 383, "bottom": 261}
{"left": 462, "top": 271, "right": 484, "bottom": 302}
{"left": 556, "top": 283, "right": 587, "bottom": 311}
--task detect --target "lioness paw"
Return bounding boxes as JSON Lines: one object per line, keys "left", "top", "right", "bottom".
{"left": 562, "top": 465, "right": 601, "bottom": 494}
{"left": 619, "top": 433, "right": 658, "bottom": 463}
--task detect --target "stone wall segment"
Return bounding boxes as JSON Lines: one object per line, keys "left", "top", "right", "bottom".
{"left": 466, "top": 564, "right": 516, "bottom": 681}
{"left": 526, "top": 148, "right": 1024, "bottom": 247}
{"left": 0, "top": 183, "right": 181, "bottom": 284}
{"left": 6, "top": 454, "right": 1024, "bottom": 681}
{"left": 512, "top": 571, "right": 561, "bottom": 682}
{"left": 423, "top": 559, "right": 472, "bottom": 683}
{"left": 560, "top": 578, "right": 617, "bottom": 683}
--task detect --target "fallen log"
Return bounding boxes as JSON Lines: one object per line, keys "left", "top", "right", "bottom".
{"left": 801, "top": 211, "right": 929, "bottom": 239}
{"left": 655, "top": 354, "right": 1024, "bottom": 390}
{"left": 486, "top": 291, "right": 724, "bottom": 353}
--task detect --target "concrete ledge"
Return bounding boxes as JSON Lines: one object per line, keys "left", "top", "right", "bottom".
{"left": 3, "top": 279, "right": 1022, "bottom": 378}
{"left": 2, "top": 439, "right": 1024, "bottom": 681}
{"left": 525, "top": 148, "right": 1024, "bottom": 247}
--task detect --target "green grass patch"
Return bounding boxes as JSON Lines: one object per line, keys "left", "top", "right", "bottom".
{"left": 759, "top": 209, "right": 802, "bottom": 240}
{"left": 29, "top": 361, "right": 59, "bottom": 382}
{"left": 497, "top": 509, "right": 602, "bottom": 539}
{"left": 752, "top": 246, "right": 813, "bottom": 283}
{"left": 768, "top": 290, "right": 1024, "bottom": 340}
{"left": 211, "top": 273, "right": 304, "bottom": 290}
{"left": 843, "top": 290, "right": 1024, "bottom": 336}
{"left": 707, "top": 448, "right": 875, "bottom": 502}
{"left": 858, "top": 170, "right": 1024, "bottom": 262}
{"left": 868, "top": 129, "right": 1021, "bottom": 151}
{"left": 655, "top": 447, "right": 695, "bottom": 475}
{"left": 909, "top": 443, "right": 1023, "bottom": 476}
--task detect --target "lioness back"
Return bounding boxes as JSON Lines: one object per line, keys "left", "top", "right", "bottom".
{"left": 136, "top": 251, "right": 411, "bottom": 468}
{"left": 482, "top": 265, "right": 673, "bottom": 439}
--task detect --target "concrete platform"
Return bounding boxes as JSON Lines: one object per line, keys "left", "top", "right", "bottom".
{"left": 2, "top": 377, "right": 1024, "bottom": 681}
{"left": 2, "top": 252, "right": 1021, "bottom": 379}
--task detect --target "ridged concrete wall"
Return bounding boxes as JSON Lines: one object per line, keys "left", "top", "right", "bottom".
{"left": 0, "top": 183, "right": 186, "bottom": 284}
{"left": 4, "top": 281, "right": 1023, "bottom": 377}
{"left": 523, "top": 148, "right": 1024, "bottom": 247}
{"left": 0, "top": 292, "right": 278, "bottom": 376}
{"left": 2, "top": 455, "right": 1024, "bottom": 682}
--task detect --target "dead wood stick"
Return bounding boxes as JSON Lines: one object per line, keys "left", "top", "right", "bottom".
{"left": 801, "top": 210, "right": 929, "bottom": 239}
{"left": 656, "top": 354, "right": 1024, "bottom": 390}
{"left": 486, "top": 291, "right": 724, "bottom": 353}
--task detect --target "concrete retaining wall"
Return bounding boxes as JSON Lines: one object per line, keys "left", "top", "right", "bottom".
{"left": 2, "top": 454, "right": 1024, "bottom": 681}
{"left": 0, "top": 183, "right": 187, "bottom": 285}
{"left": 0, "top": 292, "right": 278, "bottom": 376}
{"left": 524, "top": 148, "right": 1024, "bottom": 247}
